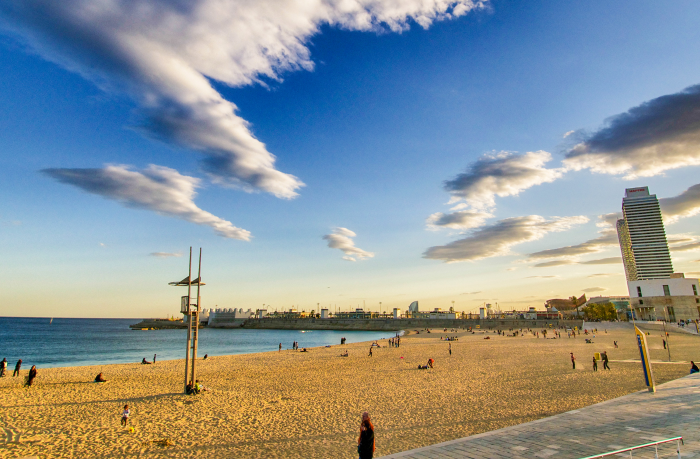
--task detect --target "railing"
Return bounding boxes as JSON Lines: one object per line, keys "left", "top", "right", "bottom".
{"left": 579, "top": 436, "right": 683, "bottom": 458}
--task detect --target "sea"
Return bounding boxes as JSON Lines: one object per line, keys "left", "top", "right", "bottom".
{"left": 0, "top": 317, "right": 395, "bottom": 369}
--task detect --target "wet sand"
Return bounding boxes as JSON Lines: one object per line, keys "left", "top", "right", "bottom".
{"left": 1, "top": 322, "right": 696, "bottom": 458}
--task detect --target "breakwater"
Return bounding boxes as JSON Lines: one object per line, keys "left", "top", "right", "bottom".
{"left": 238, "top": 318, "right": 583, "bottom": 331}
{"left": 131, "top": 317, "right": 584, "bottom": 331}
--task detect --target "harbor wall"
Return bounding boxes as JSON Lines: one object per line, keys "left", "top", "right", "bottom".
{"left": 238, "top": 318, "right": 583, "bottom": 331}
{"left": 131, "top": 317, "right": 585, "bottom": 331}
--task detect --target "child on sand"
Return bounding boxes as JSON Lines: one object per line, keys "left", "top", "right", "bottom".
{"left": 121, "top": 405, "right": 130, "bottom": 426}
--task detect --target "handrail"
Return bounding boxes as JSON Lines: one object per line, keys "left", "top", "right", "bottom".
{"left": 579, "top": 436, "right": 683, "bottom": 458}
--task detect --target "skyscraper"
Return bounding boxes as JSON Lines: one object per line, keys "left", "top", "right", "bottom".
{"left": 616, "top": 187, "right": 673, "bottom": 281}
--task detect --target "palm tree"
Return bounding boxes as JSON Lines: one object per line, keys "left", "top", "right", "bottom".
{"left": 569, "top": 295, "right": 580, "bottom": 318}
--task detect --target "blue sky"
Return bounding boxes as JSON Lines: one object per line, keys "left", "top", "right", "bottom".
{"left": 2, "top": 0, "right": 700, "bottom": 317}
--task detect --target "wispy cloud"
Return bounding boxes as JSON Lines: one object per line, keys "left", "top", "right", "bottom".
{"left": 533, "top": 260, "right": 574, "bottom": 268}
{"left": 323, "top": 227, "right": 374, "bottom": 262}
{"left": 150, "top": 252, "right": 183, "bottom": 258}
{"left": 582, "top": 287, "right": 606, "bottom": 293}
{"left": 423, "top": 215, "right": 587, "bottom": 263}
{"left": 1, "top": 0, "right": 484, "bottom": 198}
{"left": 525, "top": 275, "right": 557, "bottom": 279}
{"left": 444, "top": 151, "right": 564, "bottom": 210}
{"left": 660, "top": 183, "right": 700, "bottom": 224}
{"left": 426, "top": 210, "right": 493, "bottom": 230}
{"left": 670, "top": 241, "right": 700, "bottom": 252}
{"left": 527, "top": 213, "right": 619, "bottom": 261}
{"left": 564, "top": 84, "right": 700, "bottom": 179}
{"left": 588, "top": 273, "right": 612, "bottom": 278}
{"left": 579, "top": 257, "right": 622, "bottom": 265}
{"left": 43, "top": 164, "right": 251, "bottom": 240}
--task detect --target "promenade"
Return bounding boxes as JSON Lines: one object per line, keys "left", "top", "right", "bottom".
{"left": 382, "top": 373, "right": 700, "bottom": 458}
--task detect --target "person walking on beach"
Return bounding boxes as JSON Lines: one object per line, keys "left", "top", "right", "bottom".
{"left": 13, "top": 359, "right": 22, "bottom": 377}
{"left": 25, "top": 365, "right": 37, "bottom": 387}
{"left": 570, "top": 353, "right": 575, "bottom": 370}
{"left": 368, "top": 346, "right": 373, "bottom": 357}
{"left": 0, "top": 358, "right": 6, "bottom": 377}
{"left": 357, "top": 411, "right": 375, "bottom": 459}
{"left": 448, "top": 343, "right": 452, "bottom": 356}
{"left": 614, "top": 340, "right": 618, "bottom": 349}
{"left": 602, "top": 351, "right": 610, "bottom": 370}
{"left": 121, "top": 404, "right": 130, "bottom": 426}
{"left": 153, "top": 354, "right": 156, "bottom": 364}
{"left": 663, "top": 338, "right": 667, "bottom": 349}
{"left": 279, "top": 343, "right": 282, "bottom": 352}
{"left": 592, "top": 356, "right": 597, "bottom": 372}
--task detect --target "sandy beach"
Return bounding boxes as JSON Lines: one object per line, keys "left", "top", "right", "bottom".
{"left": 1, "top": 322, "right": 697, "bottom": 458}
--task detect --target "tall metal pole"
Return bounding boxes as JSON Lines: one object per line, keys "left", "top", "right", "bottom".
{"left": 191, "top": 248, "right": 202, "bottom": 385}
{"left": 663, "top": 307, "right": 671, "bottom": 362}
{"left": 184, "top": 247, "right": 193, "bottom": 393}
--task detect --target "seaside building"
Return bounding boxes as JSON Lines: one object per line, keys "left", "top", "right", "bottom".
{"left": 617, "top": 187, "right": 673, "bottom": 281}
{"left": 617, "top": 187, "right": 700, "bottom": 321}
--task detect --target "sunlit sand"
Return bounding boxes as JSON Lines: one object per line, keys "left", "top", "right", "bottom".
{"left": 1, "top": 323, "right": 695, "bottom": 458}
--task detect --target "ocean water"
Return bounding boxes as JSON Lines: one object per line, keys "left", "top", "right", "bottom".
{"left": 0, "top": 317, "right": 395, "bottom": 369}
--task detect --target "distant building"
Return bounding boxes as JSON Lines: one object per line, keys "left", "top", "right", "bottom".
{"left": 408, "top": 301, "right": 419, "bottom": 313}
{"left": 617, "top": 187, "right": 674, "bottom": 281}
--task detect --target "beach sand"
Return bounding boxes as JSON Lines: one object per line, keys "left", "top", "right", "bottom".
{"left": 1, "top": 322, "right": 697, "bottom": 458}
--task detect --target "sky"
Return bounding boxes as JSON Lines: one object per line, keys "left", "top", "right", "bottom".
{"left": 2, "top": 0, "right": 700, "bottom": 318}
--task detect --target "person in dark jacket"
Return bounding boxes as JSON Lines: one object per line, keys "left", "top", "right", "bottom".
{"left": 690, "top": 361, "right": 699, "bottom": 374}
{"left": 357, "top": 411, "right": 375, "bottom": 459}
{"left": 13, "top": 359, "right": 22, "bottom": 377}
{"left": 25, "top": 365, "right": 37, "bottom": 386}
{"left": 0, "top": 358, "right": 7, "bottom": 377}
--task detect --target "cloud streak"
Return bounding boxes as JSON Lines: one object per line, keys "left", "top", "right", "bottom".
{"left": 43, "top": 164, "right": 251, "bottom": 240}
{"left": 150, "top": 252, "right": 183, "bottom": 258}
{"left": 564, "top": 84, "right": 700, "bottom": 179}
{"left": 527, "top": 213, "right": 619, "bottom": 261}
{"left": 423, "top": 215, "right": 587, "bottom": 263}
{"left": 444, "top": 151, "right": 564, "bottom": 210}
{"left": 426, "top": 210, "right": 493, "bottom": 230}
{"left": 1, "top": 0, "right": 485, "bottom": 198}
{"left": 323, "top": 227, "right": 374, "bottom": 261}
{"left": 660, "top": 183, "right": 700, "bottom": 224}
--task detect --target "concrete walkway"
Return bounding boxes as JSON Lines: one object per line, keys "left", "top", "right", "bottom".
{"left": 381, "top": 374, "right": 700, "bottom": 458}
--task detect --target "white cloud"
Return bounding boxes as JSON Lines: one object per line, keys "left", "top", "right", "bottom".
{"left": 423, "top": 215, "right": 588, "bottom": 263}
{"left": 426, "top": 210, "right": 493, "bottom": 230}
{"left": 43, "top": 164, "right": 251, "bottom": 240}
{"left": 323, "top": 227, "right": 374, "bottom": 261}
{"left": 582, "top": 287, "right": 606, "bottom": 293}
{"left": 563, "top": 84, "right": 700, "bottom": 179}
{"left": 660, "top": 183, "right": 700, "bottom": 224}
{"left": 527, "top": 213, "right": 620, "bottom": 260}
{"left": 533, "top": 260, "right": 574, "bottom": 268}
{"left": 150, "top": 252, "right": 183, "bottom": 258}
{"left": 563, "top": 130, "right": 575, "bottom": 138}
{"left": 443, "top": 151, "right": 564, "bottom": 210}
{"left": 579, "top": 257, "right": 622, "bottom": 265}
{"left": 1, "top": 0, "right": 485, "bottom": 198}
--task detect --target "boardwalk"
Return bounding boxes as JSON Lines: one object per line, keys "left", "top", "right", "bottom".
{"left": 382, "top": 373, "right": 700, "bottom": 458}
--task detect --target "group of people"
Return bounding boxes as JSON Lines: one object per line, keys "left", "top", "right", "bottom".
{"left": 570, "top": 352, "right": 609, "bottom": 371}
{"left": 388, "top": 336, "right": 401, "bottom": 348}
{"left": 1, "top": 358, "right": 37, "bottom": 386}
{"left": 185, "top": 379, "right": 208, "bottom": 395}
